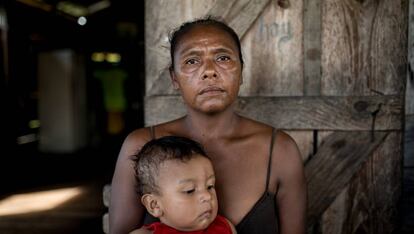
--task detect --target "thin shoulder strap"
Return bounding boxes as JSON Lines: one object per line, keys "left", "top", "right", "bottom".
{"left": 149, "top": 125, "right": 156, "bottom": 140}
{"left": 265, "top": 128, "right": 277, "bottom": 191}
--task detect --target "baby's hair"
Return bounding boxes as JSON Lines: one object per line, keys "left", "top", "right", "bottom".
{"left": 133, "top": 136, "right": 209, "bottom": 196}
{"left": 168, "top": 15, "right": 244, "bottom": 71}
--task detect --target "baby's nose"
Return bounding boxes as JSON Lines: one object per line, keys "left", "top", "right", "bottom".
{"left": 200, "top": 190, "right": 212, "bottom": 203}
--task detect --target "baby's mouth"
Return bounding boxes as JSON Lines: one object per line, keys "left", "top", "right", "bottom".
{"left": 198, "top": 209, "right": 212, "bottom": 219}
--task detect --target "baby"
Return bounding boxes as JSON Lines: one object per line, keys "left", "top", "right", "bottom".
{"left": 130, "top": 136, "right": 236, "bottom": 234}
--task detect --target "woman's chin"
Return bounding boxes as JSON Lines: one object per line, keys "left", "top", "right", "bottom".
{"left": 195, "top": 99, "right": 234, "bottom": 114}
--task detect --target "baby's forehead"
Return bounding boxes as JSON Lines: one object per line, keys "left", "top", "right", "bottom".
{"left": 156, "top": 155, "right": 213, "bottom": 178}
{"left": 159, "top": 155, "right": 211, "bottom": 168}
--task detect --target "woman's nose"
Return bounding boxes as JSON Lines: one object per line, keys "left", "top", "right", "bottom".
{"left": 202, "top": 60, "right": 218, "bottom": 80}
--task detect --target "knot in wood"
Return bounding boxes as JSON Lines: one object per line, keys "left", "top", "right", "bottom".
{"left": 277, "top": 0, "right": 290, "bottom": 9}
{"left": 354, "top": 101, "right": 368, "bottom": 112}
{"left": 331, "top": 139, "right": 346, "bottom": 150}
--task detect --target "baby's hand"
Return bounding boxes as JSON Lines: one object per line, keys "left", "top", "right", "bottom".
{"left": 129, "top": 227, "right": 152, "bottom": 234}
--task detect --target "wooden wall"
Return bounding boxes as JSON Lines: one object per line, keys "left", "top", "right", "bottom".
{"left": 141, "top": 0, "right": 408, "bottom": 233}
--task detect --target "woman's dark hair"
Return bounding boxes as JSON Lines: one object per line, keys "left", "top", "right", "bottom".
{"left": 169, "top": 16, "right": 244, "bottom": 71}
{"left": 132, "top": 136, "right": 209, "bottom": 196}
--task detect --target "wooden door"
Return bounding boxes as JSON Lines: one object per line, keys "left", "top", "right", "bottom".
{"left": 144, "top": 0, "right": 407, "bottom": 233}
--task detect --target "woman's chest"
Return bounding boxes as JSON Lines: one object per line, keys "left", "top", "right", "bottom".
{"left": 204, "top": 141, "right": 273, "bottom": 224}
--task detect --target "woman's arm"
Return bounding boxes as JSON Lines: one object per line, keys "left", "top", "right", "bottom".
{"left": 225, "top": 217, "right": 238, "bottom": 234}
{"left": 129, "top": 227, "right": 152, "bottom": 234}
{"left": 275, "top": 132, "right": 307, "bottom": 234}
{"left": 109, "top": 129, "right": 151, "bottom": 234}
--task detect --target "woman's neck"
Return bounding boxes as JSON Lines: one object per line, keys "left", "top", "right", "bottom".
{"left": 183, "top": 108, "right": 240, "bottom": 141}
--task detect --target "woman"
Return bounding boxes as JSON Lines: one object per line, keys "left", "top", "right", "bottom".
{"left": 109, "top": 17, "right": 306, "bottom": 234}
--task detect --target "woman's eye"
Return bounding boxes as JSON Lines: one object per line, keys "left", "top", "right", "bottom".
{"left": 217, "top": 56, "right": 230, "bottom": 62}
{"left": 207, "top": 185, "right": 215, "bottom": 190}
{"left": 184, "top": 189, "right": 195, "bottom": 194}
{"left": 185, "top": 59, "right": 198, "bottom": 65}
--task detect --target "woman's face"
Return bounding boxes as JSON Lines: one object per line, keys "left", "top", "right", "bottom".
{"left": 170, "top": 25, "right": 243, "bottom": 114}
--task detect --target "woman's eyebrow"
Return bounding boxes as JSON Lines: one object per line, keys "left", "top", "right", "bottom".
{"left": 179, "top": 48, "right": 235, "bottom": 60}
{"left": 180, "top": 49, "right": 202, "bottom": 58}
{"left": 212, "top": 47, "right": 234, "bottom": 54}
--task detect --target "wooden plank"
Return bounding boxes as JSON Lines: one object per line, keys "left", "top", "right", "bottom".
{"left": 319, "top": 132, "right": 401, "bottom": 234}
{"left": 144, "top": 95, "right": 402, "bottom": 130}
{"left": 303, "top": 0, "right": 321, "bottom": 96}
{"left": 405, "top": 115, "right": 414, "bottom": 167}
{"left": 305, "top": 131, "right": 389, "bottom": 227}
{"left": 317, "top": 186, "right": 348, "bottom": 234}
{"left": 207, "top": 0, "right": 270, "bottom": 39}
{"left": 408, "top": 0, "right": 414, "bottom": 115}
{"left": 240, "top": 0, "right": 304, "bottom": 96}
{"left": 321, "top": 0, "right": 408, "bottom": 96}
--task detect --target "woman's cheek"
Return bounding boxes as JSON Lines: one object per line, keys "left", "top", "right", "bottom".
{"left": 180, "top": 66, "right": 196, "bottom": 75}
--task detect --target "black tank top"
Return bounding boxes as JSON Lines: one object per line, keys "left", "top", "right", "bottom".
{"left": 143, "top": 126, "right": 279, "bottom": 233}
{"left": 235, "top": 128, "right": 279, "bottom": 234}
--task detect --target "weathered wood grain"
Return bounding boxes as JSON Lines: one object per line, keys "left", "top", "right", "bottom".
{"left": 145, "top": 95, "right": 402, "bottom": 130}
{"left": 405, "top": 115, "right": 414, "bottom": 167}
{"left": 207, "top": 0, "right": 269, "bottom": 39}
{"left": 305, "top": 131, "right": 389, "bottom": 228}
{"left": 240, "top": 0, "right": 304, "bottom": 96}
{"left": 304, "top": 0, "right": 322, "bottom": 96}
{"left": 321, "top": 0, "right": 407, "bottom": 96}
{"left": 408, "top": 0, "right": 414, "bottom": 115}
{"left": 318, "top": 132, "right": 401, "bottom": 234}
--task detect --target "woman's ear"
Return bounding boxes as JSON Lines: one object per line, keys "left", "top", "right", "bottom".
{"left": 141, "top": 194, "right": 163, "bottom": 218}
{"left": 169, "top": 67, "right": 180, "bottom": 90}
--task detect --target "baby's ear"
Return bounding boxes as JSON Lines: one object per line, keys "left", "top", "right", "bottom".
{"left": 141, "top": 194, "right": 163, "bottom": 218}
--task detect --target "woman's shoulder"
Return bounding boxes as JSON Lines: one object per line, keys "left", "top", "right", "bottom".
{"left": 237, "top": 115, "right": 277, "bottom": 138}
{"left": 123, "top": 127, "right": 152, "bottom": 145}
{"left": 124, "top": 118, "right": 184, "bottom": 145}
{"left": 238, "top": 115, "right": 297, "bottom": 143}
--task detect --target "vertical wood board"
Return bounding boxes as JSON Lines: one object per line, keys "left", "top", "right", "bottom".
{"left": 240, "top": 0, "right": 304, "bottom": 96}
{"left": 408, "top": 0, "right": 414, "bottom": 115}
{"left": 321, "top": 0, "right": 407, "bottom": 96}
{"left": 304, "top": 0, "right": 322, "bottom": 96}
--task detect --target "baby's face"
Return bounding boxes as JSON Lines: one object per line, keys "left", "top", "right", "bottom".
{"left": 156, "top": 155, "right": 218, "bottom": 231}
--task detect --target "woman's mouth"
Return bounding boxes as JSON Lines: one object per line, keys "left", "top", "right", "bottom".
{"left": 199, "top": 87, "right": 224, "bottom": 95}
